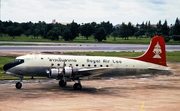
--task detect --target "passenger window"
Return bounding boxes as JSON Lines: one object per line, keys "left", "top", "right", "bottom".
{"left": 100, "top": 65, "right": 103, "bottom": 67}
{"left": 88, "top": 64, "right": 90, "bottom": 67}
{"left": 76, "top": 64, "right": 78, "bottom": 66}
{"left": 82, "top": 64, "right": 84, "bottom": 67}
{"left": 94, "top": 65, "right": 97, "bottom": 67}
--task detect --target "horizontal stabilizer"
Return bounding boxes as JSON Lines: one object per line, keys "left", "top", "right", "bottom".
{"left": 148, "top": 67, "right": 169, "bottom": 71}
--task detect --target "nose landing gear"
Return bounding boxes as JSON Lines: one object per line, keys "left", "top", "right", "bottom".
{"left": 16, "top": 82, "right": 22, "bottom": 89}
{"left": 15, "top": 76, "right": 23, "bottom": 89}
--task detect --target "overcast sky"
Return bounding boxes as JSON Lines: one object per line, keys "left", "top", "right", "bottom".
{"left": 1, "top": 0, "right": 180, "bottom": 25}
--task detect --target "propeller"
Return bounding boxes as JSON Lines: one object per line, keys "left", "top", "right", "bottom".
{"left": 60, "top": 59, "right": 66, "bottom": 81}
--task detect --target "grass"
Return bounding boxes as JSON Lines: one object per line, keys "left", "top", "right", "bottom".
{"left": 0, "top": 51, "right": 180, "bottom": 80}
{"left": 64, "top": 51, "right": 180, "bottom": 62}
{"left": 0, "top": 35, "right": 180, "bottom": 45}
{"left": 63, "top": 51, "right": 144, "bottom": 57}
{"left": 166, "top": 51, "right": 180, "bottom": 62}
{"left": 0, "top": 35, "right": 50, "bottom": 42}
{"left": 0, "top": 56, "right": 16, "bottom": 80}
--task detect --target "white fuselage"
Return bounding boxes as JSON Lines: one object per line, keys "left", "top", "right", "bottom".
{"left": 6, "top": 54, "right": 168, "bottom": 79}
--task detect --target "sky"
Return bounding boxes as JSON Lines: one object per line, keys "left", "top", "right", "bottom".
{"left": 1, "top": 0, "right": 180, "bottom": 25}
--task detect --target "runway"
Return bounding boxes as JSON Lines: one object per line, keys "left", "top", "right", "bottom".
{"left": 0, "top": 44, "right": 179, "bottom": 52}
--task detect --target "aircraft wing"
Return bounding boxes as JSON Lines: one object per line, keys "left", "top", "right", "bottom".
{"left": 77, "top": 67, "right": 113, "bottom": 77}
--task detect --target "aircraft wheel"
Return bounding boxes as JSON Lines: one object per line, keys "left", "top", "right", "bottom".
{"left": 73, "top": 83, "right": 82, "bottom": 90}
{"left": 59, "top": 80, "right": 67, "bottom": 87}
{"left": 16, "top": 82, "right": 22, "bottom": 89}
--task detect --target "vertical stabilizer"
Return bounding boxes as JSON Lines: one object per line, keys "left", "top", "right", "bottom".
{"left": 132, "top": 36, "right": 167, "bottom": 66}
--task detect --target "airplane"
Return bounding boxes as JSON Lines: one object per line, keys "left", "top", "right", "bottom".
{"left": 3, "top": 36, "right": 169, "bottom": 90}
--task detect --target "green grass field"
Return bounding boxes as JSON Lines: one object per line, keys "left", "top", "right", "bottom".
{"left": 64, "top": 51, "right": 180, "bottom": 62}
{"left": 0, "top": 35, "right": 180, "bottom": 45}
{"left": 0, "top": 51, "right": 180, "bottom": 80}
{"left": 0, "top": 56, "right": 16, "bottom": 80}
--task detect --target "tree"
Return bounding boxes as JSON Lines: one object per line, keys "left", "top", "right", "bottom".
{"left": 119, "top": 23, "right": 129, "bottom": 40}
{"left": 111, "top": 27, "right": 120, "bottom": 40}
{"left": 0, "top": 20, "right": 3, "bottom": 36}
{"left": 118, "top": 22, "right": 135, "bottom": 40}
{"left": 172, "top": 35, "right": 180, "bottom": 41}
{"left": 98, "top": 21, "right": 113, "bottom": 35}
{"left": 32, "top": 28, "right": 39, "bottom": 39}
{"left": 24, "top": 29, "right": 31, "bottom": 37}
{"left": 43, "top": 24, "right": 53, "bottom": 39}
{"left": 80, "top": 23, "right": 94, "bottom": 40}
{"left": 6, "top": 26, "right": 22, "bottom": 39}
{"left": 137, "top": 22, "right": 147, "bottom": 37}
{"left": 156, "top": 20, "right": 170, "bottom": 36}
{"left": 69, "top": 21, "right": 79, "bottom": 40}
{"left": 172, "top": 18, "right": 180, "bottom": 35}
{"left": 127, "top": 22, "right": 135, "bottom": 37}
{"left": 62, "top": 28, "right": 73, "bottom": 41}
{"left": 37, "top": 21, "right": 47, "bottom": 37}
{"left": 144, "top": 21, "right": 156, "bottom": 38}
{"left": 161, "top": 20, "right": 169, "bottom": 36}
{"left": 156, "top": 20, "right": 163, "bottom": 35}
{"left": 47, "top": 27, "right": 60, "bottom": 40}
{"left": 134, "top": 29, "right": 146, "bottom": 38}
{"left": 94, "top": 27, "right": 107, "bottom": 42}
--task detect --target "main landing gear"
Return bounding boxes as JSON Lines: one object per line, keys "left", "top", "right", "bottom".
{"left": 58, "top": 79, "right": 82, "bottom": 90}
{"left": 73, "top": 80, "right": 82, "bottom": 90}
{"left": 59, "top": 79, "right": 67, "bottom": 87}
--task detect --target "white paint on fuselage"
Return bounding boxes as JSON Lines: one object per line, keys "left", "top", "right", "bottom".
{"left": 8, "top": 54, "right": 169, "bottom": 78}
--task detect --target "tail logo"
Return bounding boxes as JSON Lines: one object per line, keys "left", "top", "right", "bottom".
{"left": 153, "top": 42, "right": 162, "bottom": 58}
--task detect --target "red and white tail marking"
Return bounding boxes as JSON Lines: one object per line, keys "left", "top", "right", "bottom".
{"left": 133, "top": 36, "right": 167, "bottom": 66}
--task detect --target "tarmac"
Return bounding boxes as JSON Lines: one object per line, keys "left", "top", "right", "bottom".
{"left": 0, "top": 62, "right": 180, "bottom": 111}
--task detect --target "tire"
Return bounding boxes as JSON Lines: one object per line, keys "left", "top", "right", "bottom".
{"left": 16, "top": 82, "right": 22, "bottom": 89}
{"left": 73, "top": 83, "right": 82, "bottom": 90}
{"left": 59, "top": 80, "right": 67, "bottom": 87}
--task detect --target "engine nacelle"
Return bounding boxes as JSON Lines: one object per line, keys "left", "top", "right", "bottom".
{"left": 64, "top": 67, "right": 72, "bottom": 76}
{"left": 64, "top": 67, "right": 79, "bottom": 77}
{"left": 48, "top": 67, "right": 79, "bottom": 78}
{"left": 48, "top": 68, "right": 62, "bottom": 78}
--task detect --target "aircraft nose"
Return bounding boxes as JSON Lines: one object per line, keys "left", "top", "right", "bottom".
{"left": 3, "top": 62, "right": 15, "bottom": 71}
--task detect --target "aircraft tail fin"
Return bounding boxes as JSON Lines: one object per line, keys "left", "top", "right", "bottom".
{"left": 132, "top": 36, "right": 167, "bottom": 66}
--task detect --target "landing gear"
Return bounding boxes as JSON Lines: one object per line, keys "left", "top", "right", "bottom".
{"left": 73, "top": 83, "right": 82, "bottom": 90}
{"left": 59, "top": 79, "right": 67, "bottom": 87}
{"left": 58, "top": 78, "right": 82, "bottom": 90}
{"left": 16, "top": 82, "right": 22, "bottom": 89}
{"left": 31, "top": 76, "right": 34, "bottom": 79}
{"left": 15, "top": 76, "right": 23, "bottom": 89}
{"left": 73, "top": 80, "right": 82, "bottom": 90}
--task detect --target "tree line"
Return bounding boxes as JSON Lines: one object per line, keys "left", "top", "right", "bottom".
{"left": 0, "top": 18, "right": 180, "bottom": 42}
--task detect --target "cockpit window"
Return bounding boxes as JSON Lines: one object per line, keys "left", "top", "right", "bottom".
{"left": 14, "top": 59, "right": 24, "bottom": 63}
{"left": 3, "top": 59, "right": 25, "bottom": 71}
